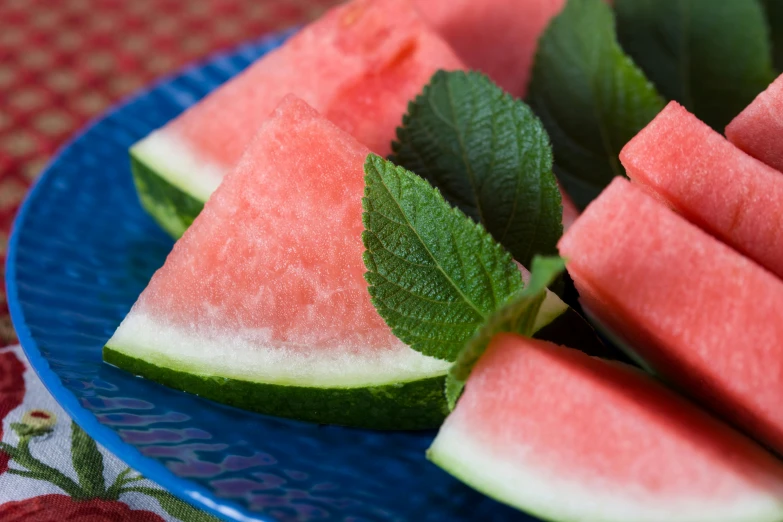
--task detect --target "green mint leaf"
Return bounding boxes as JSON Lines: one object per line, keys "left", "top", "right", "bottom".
{"left": 761, "top": 0, "right": 783, "bottom": 71}
{"left": 362, "top": 154, "right": 524, "bottom": 361}
{"left": 527, "top": 0, "right": 665, "bottom": 209}
{"left": 616, "top": 0, "right": 775, "bottom": 131}
{"left": 391, "top": 70, "right": 563, "bottom": 268}
{"left": 445, "top": 256, "right": 566, "bottom": 409}
{"left": 70, "top": 422, "right": 107, "bottom": 498}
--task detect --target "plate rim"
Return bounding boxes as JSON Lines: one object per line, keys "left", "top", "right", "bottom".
{"left": 4, "top": 30, "right": 300, "bottom": 522}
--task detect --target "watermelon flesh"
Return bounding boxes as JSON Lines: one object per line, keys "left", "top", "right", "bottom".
{"left": 558, "top": 177, "right": 783, "bottom": 456}
{"left": 413, "top": 0, "right": 565, "bottom": 98}
{"left": 106, "top": 95, "right": 451, "bottom": 430}
{"left": 726, "top": 74, "right": 783, "bottom": 174}
{"left": 430, "top": 333, "right": 783, "bottom": 522}
{"left": 132, "top": 0, "right": 465, "bottom": 237}
{"left": 621, "top": 101, "right": 783, "bottom": 280}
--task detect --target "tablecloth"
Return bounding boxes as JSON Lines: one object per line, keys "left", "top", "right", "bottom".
{"left": 0, "top": 1, "right": 339, "bottom": 518}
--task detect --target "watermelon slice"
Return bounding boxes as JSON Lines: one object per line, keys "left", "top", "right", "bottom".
{"left": 558, "top": 178, "right": 783, "bottom": 456}
{"left": 726, "top": 74, "right": 783, "bottom": 173}
{"left": 620, "top": 101, "right": 783, "bottom": 280}
{"left": 106, "top": 95, "right": 453, "bottom": 430}
{"left": 132, "top": 0, "right": 465, "bottom": 238}
{"left": 429, "top": 333, "right": 783, "bottom": 522}
{"left": 413, "top": 0, "right": 565, "bottom": 97}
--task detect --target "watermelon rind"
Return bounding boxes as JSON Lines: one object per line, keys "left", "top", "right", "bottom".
{"left": 103, "top": 346, "right": 449, "bottom": 430}
{"left": 130, "top": 133, "right": 223, "bottom": 238}
{"left": 427, "top": 425, "right": 783, "bottom": 522}
{"left": 130, "top": 151, "right": 203, "bottom": 239}
{"left": 103, "top": 289, "right": 581, "bottom": 430}
{"left": 104, "top": 309, "right": 453, "bottom": 430}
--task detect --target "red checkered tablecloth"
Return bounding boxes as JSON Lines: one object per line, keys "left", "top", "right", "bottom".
{"left": 0, "top": 0, "right": 340, "bottom": 346}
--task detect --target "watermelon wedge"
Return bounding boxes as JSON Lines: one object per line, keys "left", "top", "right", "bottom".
{"left": 558, "top": 178, "right": 783, "bottom": 456}
{"left": 132, "top": 0, "right": 465, "bottom": 238}
{"left": 429, "top": 333, "right": 783, "bottom": 522}
{"left": 413, "top": 0, "right": 565, "bottom": 97}
{"left": 621, "top": 101, "right": 783, "bottom": 280}
{"left": 106, "top": 95, "right": 452, "bottom": 430}
{"left": 727, "top": 74, "right": 783, "bottom": 173}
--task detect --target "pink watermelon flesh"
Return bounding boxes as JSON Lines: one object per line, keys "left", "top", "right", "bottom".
{"left": 558, "top": 177, "right": 783, "bottom": 457}
{"left": 727, "top": 74, "right": 783, "bottom": 174}
{"left": 165, "top": 0, "right": 464, "bottom": 171}
{"left": 109, "top": 95, "right": 448, "bottom": 391}
{"left": 430, "top": 334, "right": 783, "bottom": 522}
{"left": 414, "top": 0, "right": 565, "bottom": 97}
{"left": 139, "top": 95, "right": 390, "bottom": 344}
{"left": 621, "top": 101, "right": 783, "bottom": 280}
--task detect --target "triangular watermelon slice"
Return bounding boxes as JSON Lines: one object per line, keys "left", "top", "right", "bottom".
{"left": 132, "top": 0, "right": 465, "bottom": 238}
{"left": 430, "top": 333, "right": 783, "bottom": 522}
{"left": 106, "top": 95, "right": 452, "bottom": 430}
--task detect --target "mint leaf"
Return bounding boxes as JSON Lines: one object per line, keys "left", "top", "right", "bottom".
{"left": 761, "top": 0, "right": 783, "bottom": 71}
{"left": 445, "top": 256, "right": 566, "bottom": 409}
{"left": 616, "top": 0, "right": 775, "bottom": 131}
{"left": 527, "top": 0, "right": 665, "bottom": 209}
{"left": 362, "top": 154, "right": 524, "bottom": 361}
{"left": 391, "top": 71, "right": 563, "bottom": 268}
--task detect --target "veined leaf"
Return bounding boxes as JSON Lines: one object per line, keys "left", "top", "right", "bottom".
{"left": 528, "top": 0, "right": 665, "bottom": 209}
{"left": 392, "top": 70, "right": 562, "bottom": 268}
{"left": 616, "top": 0, "right": 775, "bottom": 131}
{"left": 362, "top": 154, "right": 524, "bottom": 362}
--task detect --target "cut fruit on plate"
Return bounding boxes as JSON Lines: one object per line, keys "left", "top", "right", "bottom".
{"left": 413, "top": 0, "right": 565, "bottom": 97}
{"left": 558, "top": 178, "right": 783, "bottom": 456}
{"left": 621, "top": 101, "right": 783, "bottom": 280}
{"left": 131, "top": 0, "right": 465, "bottom": 238}
{"left": 429, "top": 333, "right": 783, "bottom": 522}
{"left": 106, "top": 95, "right": 453, "bottom": 430}
{"left": 727, "top": 73, "right": 783, "bottom": 173}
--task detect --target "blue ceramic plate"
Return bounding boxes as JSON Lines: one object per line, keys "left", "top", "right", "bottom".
{"left": 6, "top": 32, "right": 534, "bottom": 522}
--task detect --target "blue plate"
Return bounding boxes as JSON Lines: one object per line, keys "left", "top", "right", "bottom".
{"left": 5, "top": 31, "right": 534, "bottom": 522}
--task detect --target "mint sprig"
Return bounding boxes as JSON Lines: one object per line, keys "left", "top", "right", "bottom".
{"left": 616, "top": 0, "right": 775, "bottom": 131}
{"left": 445, "top": 256, "right": 566, "bottom": 409}
{"left": 528, "top": 0, "right": 665, "bottom": 209}
{"left": 391, "top": 71, "right": 563, "bottom": 269}
{"left": 362, "top": 154, "right": 524, "bottom": 362}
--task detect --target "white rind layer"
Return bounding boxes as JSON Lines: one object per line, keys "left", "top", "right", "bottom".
{"left": 107, "top": 311, "right": 451, "bottom": 388}
{"left": 132, "top": 130, "right": 227, "bottom": 202}
{"left": 429, "top": 421, "right": 783, "bottom": 522}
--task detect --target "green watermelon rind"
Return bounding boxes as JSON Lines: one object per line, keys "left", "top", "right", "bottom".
{"left": 130, "top": 150, "right": 205, "bottom": 239}
{"left": 103, "top": 346, "right": 449, "bottom": 430}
